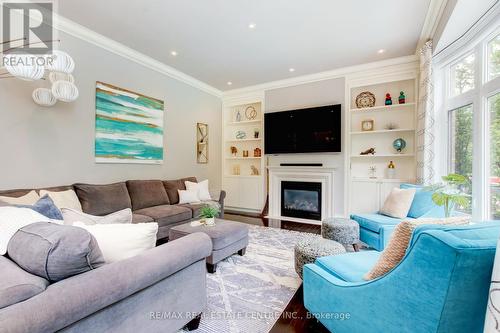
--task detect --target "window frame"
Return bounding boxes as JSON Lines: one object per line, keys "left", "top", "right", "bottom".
{"left": 435, "top": 23, "right": 500, "bottom": 221}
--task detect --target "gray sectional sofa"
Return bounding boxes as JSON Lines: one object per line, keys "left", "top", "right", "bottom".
{"left": 0, "top": 177, "right": 226, "bottom": 332}
{"left": 0, "top": 177, "right": 226, "bottom": 241}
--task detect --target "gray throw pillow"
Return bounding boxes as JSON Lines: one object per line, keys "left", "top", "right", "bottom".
{"left": 7, "top": 222, "right": 105, "bottom": 282}
{"left": 16, "top": 195, "right": 63, "bottom": 220}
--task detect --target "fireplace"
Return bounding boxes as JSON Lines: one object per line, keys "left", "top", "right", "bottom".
{"left": 281, "top": 181, "right": 322, "bottom": 220}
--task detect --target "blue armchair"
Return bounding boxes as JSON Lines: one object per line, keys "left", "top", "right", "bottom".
{"left": 351, "top": 183, "right": 447, "bottom": 250}
{"left": 303, "top": 222, "right": 500, "bottom": 333}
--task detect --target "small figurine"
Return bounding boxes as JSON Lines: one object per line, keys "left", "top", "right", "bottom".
{"left": 360, "top": 148, "right": 376, "bottom": 155}
{"left": 230, "top": 146, "right": 238, "bottom": 157}
{"left": 235, "top": 130, "right": 246, "bottom": 140}
{"left": 243, "top": 150, "right": 249, "bottom": 157}
{"left": 233, "top": 165, "right": 240, "bottom": 175}
{"left": 254, "top": 128, "right": 260, "bottom": 138}
{"left": 387, "top": 161, "right": 396, "bottom": 179}
{"left": 369, "top": 166, "right": 377, "bottom": 179}
{"left": 385, "top": 93, "right": 392, "bottom": 105}
{"left": 398, "top": 91, "right": 406, "bottom": 104}
{"left": 251, "top": 165, "right": 259, "bottom": 175}
{"left": 253, "top": 147, "right": 262, "bottom": 157}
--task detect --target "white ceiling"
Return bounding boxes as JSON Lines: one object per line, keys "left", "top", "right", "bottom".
{"left": 58, "top": 0, "right": 432, "bottom": 91}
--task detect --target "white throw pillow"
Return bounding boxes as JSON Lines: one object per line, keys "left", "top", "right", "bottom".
{"left": 178, "top": 189, "right": 201, "bottom": 204}
{"left": 185, "top": 180, "right": 212, "bottom": 201}
{"left": 61, "top": 208, "right": 132, "bottom": 225}
{"left": 0, "top": 190, "right": 39, "bottom": 205}
{"left": 379, "top": 188, "right": 416, "bottom": 219}
{"left": 73, "top": 222, "right": 158, "bottom": 263}
{"left": 39, "top": 189, "right": 82, "bottom": 211}
{"left": 0, "top": 207, "right": 53, "bottom": 255}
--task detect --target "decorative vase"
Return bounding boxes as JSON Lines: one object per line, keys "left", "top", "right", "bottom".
{"left": 387, "top": 169, "right": 396, "bottom": 179}
{"left": 205, "top": 217, "right": 216, "bottom": 226}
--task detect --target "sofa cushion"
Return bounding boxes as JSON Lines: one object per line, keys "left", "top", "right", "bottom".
{"left": 74, "top": 182, "right": 132, "bottom": 216}
{"left": 16, "top": 195, "right": 63, "bottom": 220}
{"left": 0, "top": 190, "right": 40, "bottom": 205}
{"left": 315, "top": 251, "right": 381, "bottom": 282}
{"left": 379, "top": 188, "right": 416, "bottom": 219}
{"left": 0, "top": 256, "right": 49, "bottom": 309}
{"left": 364, "top": 216, "right": 471, "bottom": 280}
{"left": 39, "top": 189, "right": 83, "bottom": 211}
{"left": 134, "top": 205, "right": 192, "bottom": 227}
{"left": 62, "top": 208, "right": 132, "bottom": 225}
{"left": 163, "top": 177, "right": 197, "bottom": 204}
{"left": 400, "top": 183, "right": 443, "bottom": 218}
{"left": 126, "top": 180, "right": 170, "bottom": 211}
{"left": 351, "top": 213, "right": 408, "bottom": 233}
{"left": 178, "top": 202, "right": 206, "bottom": 218}
{"left": 7, "top": 222, "right": 105, "bottom": 282}
{"left": 132, "top": 213, "right": 155, "bottom": 223}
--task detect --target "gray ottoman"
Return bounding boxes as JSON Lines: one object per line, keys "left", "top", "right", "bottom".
{"left": 169, "top": 219, "right": 248, "bottom": 273}
{"left": 321, "top": 218, "right": 360, "bottom": 252}
{"left": 294, "top": 236, "right": 346, "bottom": 279}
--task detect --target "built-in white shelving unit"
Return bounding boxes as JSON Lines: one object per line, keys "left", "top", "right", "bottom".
{"left": 347, "top": 75, "right": 418, "bottom": 214}
{"left": 222, "top": 98, "right": 266, "bottom": 212}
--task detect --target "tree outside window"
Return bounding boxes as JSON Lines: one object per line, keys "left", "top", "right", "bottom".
{"left": 451, "top": 54, "right": 475, "bottom": 96}
{"left": 489, "top": 93, "right": 500, "bottom": 219}
{"left": 488, "top": 34, "right": 500, "bottom": 81}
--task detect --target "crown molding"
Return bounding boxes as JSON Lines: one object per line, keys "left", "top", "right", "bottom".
{"left": 52, "top": 14, "right": 223, "bottom": 97}
{"left": 416, "top": 0, "right": 449, "bottom": 53}
{"left": 222, "top": 55, "right": 418, "bottom": 98}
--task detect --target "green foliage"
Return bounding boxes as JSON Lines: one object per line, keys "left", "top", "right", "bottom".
{"left": 425, "top": 173, "right": 471, "bottom": 217}
{"left": 199, "top": 205, "right": 220, "bottom": 219}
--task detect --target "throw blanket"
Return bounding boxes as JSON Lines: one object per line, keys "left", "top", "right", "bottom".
{"left": 0, "top": 207, "right": 54, "bottom": 255}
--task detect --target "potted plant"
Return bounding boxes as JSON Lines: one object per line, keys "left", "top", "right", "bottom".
{"left": 199, "top": 205, "right": 220, "bottom": 226}
{"left": 425, "top": 173, "right": 471, "bottom": 217}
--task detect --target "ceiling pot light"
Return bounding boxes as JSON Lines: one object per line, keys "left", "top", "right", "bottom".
{"left": 170, "top": 51, "right": 178, "bottom": 56}
{"left": 32, "top": 88, "right": 57, "bottom": 106}
{"left": 227, "top": 81, "right": 233, "bottom": 86}
{"left": 248, "top": 23, "right": 256, "bottom": 29}
{"left": 52, "top": 80, "right": 79, "bottom": 102}
{"left": 289, "top": 68, "right": 295, "bottom": 72}
{"left": 3, "top": 53, "right": 45, "bottom": 81}
{"left": 377, "top": 49, "right": 385, "bottom": 54}
{"left": 46, "top": 50, "right": 75, "bottom": 74}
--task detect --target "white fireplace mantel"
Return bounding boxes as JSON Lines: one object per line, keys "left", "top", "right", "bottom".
{"left": 266, "top": 165, "right": 336, "bottom": 225}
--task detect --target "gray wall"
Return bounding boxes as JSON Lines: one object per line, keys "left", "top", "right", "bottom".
{"left": 0, "top": 31, "right": 222, "bottom": 190}
{"left": 264, "top": 78, "right": 346, "bottom": 216}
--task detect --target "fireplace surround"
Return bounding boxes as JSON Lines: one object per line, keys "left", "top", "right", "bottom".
{"left": 267, "top": 165, "right": 335, "bottom": 224}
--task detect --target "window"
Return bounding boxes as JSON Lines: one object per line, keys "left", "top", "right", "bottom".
{"left": 449, "top": 105, "right": 473, "bottom": 213}
{"left": 488, "top": 33, "right": 500, "bottom": 81}
{"left": 450, "top": 53, "right": 475, "bottom": 96}
{"left": 489, "top": 93, "right": 500, "bottom": 219}
{"left": 437, "top": 25, "right": 500, "bottom": 220}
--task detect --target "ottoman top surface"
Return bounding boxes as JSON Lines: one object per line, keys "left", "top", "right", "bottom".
{"left": 295, "top": 236, "right": 346, "bottom": 257}
{"left": 170, "top": 219, "right": 248, "bottom": 250}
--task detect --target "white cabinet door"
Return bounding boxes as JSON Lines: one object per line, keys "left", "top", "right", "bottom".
{"left": 350, "top": 180, "right": 380, "bottom": 214}
{"left": 223, "top": 177, "right": 240, "bottom": 208}
{"left": 239, "top": 177, "right": 261, "bottom": 210}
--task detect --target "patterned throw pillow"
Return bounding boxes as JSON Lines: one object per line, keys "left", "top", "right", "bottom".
{"left": 364, "top": 216, "right": 471, "bottom": 280}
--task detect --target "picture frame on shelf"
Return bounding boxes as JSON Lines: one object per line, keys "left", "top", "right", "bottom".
{"left": 361, "top": 119, "right": 374, "bottom": 131}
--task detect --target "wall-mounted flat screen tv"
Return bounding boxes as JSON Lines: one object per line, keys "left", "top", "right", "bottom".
{"left": 264, "top": 104, "right": 341, "bottom": 154}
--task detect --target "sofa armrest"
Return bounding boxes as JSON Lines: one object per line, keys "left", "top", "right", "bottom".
{"left": 218, "top": 190, "right": 226, "bottom": 218}
{"left": 0, "top": 232, "right": 212, "bottom": 333}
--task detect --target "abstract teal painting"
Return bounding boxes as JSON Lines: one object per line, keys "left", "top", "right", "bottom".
{"left": 95, "top": 82, "right": 164, "bottom": 164}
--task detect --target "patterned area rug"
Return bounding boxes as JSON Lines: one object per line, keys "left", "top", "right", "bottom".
{"left": 185, "top": 225, "right": 315, "bottom": 333}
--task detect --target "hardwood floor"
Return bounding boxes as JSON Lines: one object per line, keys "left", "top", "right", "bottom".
{"left": 224, "top": 213, "right": 329, "bottom": 333}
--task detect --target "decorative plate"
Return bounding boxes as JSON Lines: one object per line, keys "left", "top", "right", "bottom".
{"left": 245, "top": 106, "right": 257, "bottom": 120}
{"left": 355, "top": 91, "right": 376, "bottom": 108}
